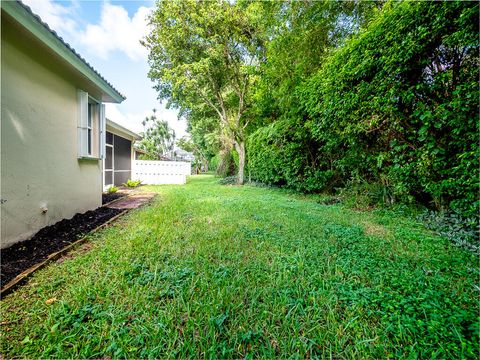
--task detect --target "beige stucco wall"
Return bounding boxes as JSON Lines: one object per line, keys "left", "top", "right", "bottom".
{"left": 1, "top": 21, "right": 103, "bottom": 248}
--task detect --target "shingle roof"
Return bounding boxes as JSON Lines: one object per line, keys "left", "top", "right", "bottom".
{"left": 13, "top": 0, "right": 126, "bottom": 101}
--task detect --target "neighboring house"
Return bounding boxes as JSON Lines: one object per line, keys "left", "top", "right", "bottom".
{"left": 104, "top": 120, "right": 141, "bottom": 189}
{"left": 171, "top": 149, "right": 195, "bottom": 162}
{"left": 1, "top": 1, "right": 126, "bottom": 248}
{"left": 163, "top": 149, "right": 195, "bottom": 162}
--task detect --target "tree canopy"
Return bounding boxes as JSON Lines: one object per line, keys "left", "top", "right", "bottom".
{"left": 136, "top": 109, "right": 175, "bottom": 160}
{"left": 144, "top": 0, "right": 479, "bottom": 218}
{"left": 144, "top": 0, "right": 266, "bottom": 183}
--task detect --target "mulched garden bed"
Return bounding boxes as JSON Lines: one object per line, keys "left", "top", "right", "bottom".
{"left": 1, "top": 207, "right": 123, "bottom": 288}
{"left": 102, "top": 192, "right": 125, "bottom": 205}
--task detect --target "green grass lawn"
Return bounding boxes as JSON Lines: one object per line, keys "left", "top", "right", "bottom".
{"left": 1, "top": 175, "right": 478, "bottom": 358}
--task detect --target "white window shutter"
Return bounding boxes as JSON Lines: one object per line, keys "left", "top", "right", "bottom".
{"left": 99, "top": 104, "right": 106, "bottom": 159}
{"left": 77, "top": 90, "right": 88, "bottom": 157}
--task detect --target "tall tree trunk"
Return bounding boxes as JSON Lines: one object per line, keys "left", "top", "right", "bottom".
{"left": 234, "top": 140, "right": 245, "bottom": 185}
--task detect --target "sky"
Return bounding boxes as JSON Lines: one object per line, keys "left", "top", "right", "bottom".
{"left": 22, "top": 0, "right": 187, "bottom": 138}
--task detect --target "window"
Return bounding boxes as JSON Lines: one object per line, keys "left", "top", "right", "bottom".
{"left": 77, "top": 90, "right": 105, "bottom": 159}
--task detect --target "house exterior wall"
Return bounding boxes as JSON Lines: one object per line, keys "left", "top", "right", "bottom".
{"left": 1, "top": 22, "right": 102, "bottom": 248}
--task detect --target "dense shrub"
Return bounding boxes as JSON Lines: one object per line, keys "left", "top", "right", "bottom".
{"left": 247, "top": 117, "right": 334, "bottom": 192}
{"left": 248, "top": 1, "right": 479, "bottom": 217}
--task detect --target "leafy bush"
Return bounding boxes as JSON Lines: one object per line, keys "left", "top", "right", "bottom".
{"left": 302, "top": 1, "right": 479, "bottom": 216}
{"left": 247, "top": 117, "right": 331, "bottom": 193}
{"left": 123, "top": 179, "right": 142, "bottom": 188}
{"left": 107, "top": 186, "right": 118, "bottom": 194}
{"left": 248, "top": 1, "right": 479, "bottom": 217}
{"left": 418, "top": 210, "right": 479, "bottom": 255}
{"left": 218, "top": 176, "right": 238, "bottom": 185}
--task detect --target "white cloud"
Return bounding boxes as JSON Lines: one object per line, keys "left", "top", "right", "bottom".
{"left": 21, "top": 0, "right": 77, "bottom": 36}
{"left": 22, "top": 0, "right": 151, "bottom": 61}
{"left": 79, "top": 3, "right": 151, "bottom": 61}
{"left": 105, "top": 104, "right": 148, "bottom": 134}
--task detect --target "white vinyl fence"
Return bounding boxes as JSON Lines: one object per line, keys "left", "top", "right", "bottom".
{"left": 133, "top": 160, "right": 191, "bottom": 185}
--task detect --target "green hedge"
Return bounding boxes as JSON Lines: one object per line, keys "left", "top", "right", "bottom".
{"left": 248, "top": 1, "right": 479, "bottom": 216}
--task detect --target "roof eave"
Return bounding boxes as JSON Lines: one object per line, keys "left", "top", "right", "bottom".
{"left": 2, "top": 1, "right": 126, "bottom": 103}
{"left": 106, "top": 119, "right": 142, "bottom": 140}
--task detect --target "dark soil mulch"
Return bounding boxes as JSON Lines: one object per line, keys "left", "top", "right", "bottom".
{"left": 102, "top": 192, "right": 125, "bottom": 205}
{"left": 1, "top": 207, "right": 123, "bottom": 288}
